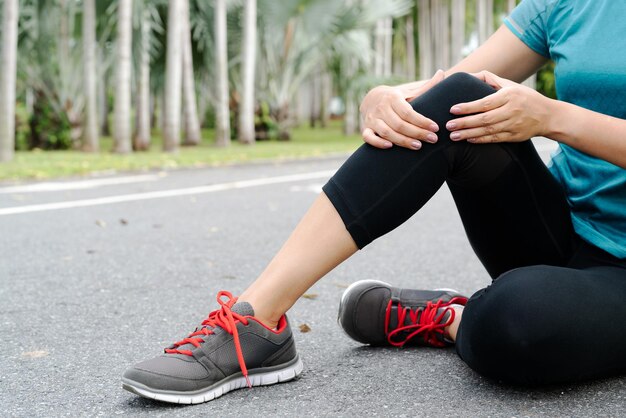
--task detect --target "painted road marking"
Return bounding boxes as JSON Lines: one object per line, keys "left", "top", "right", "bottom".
{"left": 0, "top": 174, "right": 162, "bottom": 194}
{"left": 0, "top": 170, "right": 336, "bottom": 216}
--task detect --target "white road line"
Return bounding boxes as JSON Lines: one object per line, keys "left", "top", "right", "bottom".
{"left": 0, "top": 174, "right": 162, "bottom": 194}
{"left": 0, "top": 170, "right": 336, "bottom": 216}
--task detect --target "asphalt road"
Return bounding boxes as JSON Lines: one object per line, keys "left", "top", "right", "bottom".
{"left": 1, "top": 143, "right": 625, "bottom": 417}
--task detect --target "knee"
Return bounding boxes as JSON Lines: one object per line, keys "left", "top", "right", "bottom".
{"left": 409, "top": 72, "right": 497, "bottom": 122}
{"left": 456, "top": 267, "right": 560, "bottom": 385}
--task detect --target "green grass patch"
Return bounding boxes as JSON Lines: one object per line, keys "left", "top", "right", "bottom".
{"left": 0, "top": 124, "right": 362, "bottom": 181}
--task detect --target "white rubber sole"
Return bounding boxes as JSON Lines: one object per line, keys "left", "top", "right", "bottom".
{"left": 122, "top": 357, "right": 303, "bottom": 405}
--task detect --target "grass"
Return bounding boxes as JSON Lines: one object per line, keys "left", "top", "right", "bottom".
{"left": 0, "top": 123, "right": 362, "bottom": 181}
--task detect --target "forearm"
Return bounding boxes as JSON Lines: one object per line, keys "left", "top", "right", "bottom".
{"left": 545, "top": 99, "right": 626, "bottom": 169}
{"left": 394, "top": 26, "right": 548, "bottom": 99}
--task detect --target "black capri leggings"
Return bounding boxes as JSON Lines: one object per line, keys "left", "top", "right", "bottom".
{"left": 322, "top": 72, "right": 626, "bottom": 385}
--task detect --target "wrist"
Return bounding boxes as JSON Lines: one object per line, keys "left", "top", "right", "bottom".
{"left": 543, "top": 98, "right": 572, "bottom": 144}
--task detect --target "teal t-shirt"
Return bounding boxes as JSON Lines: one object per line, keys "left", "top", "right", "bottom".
{"left": 504, "top": 0, "right": 626, "bottom": 258}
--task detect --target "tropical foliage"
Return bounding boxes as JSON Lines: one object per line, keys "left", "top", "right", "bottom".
{"left": 0, "top": 0, "right": 549, "bottom": 164}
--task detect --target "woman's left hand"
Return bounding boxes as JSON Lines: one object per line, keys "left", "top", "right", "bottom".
{"left": 446, "top": 71, "right": 552, "bottom": 144}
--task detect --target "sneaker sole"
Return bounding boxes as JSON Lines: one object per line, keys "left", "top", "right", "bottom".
{"left": 121, "top": 355, "right": 303, "bottom": 405}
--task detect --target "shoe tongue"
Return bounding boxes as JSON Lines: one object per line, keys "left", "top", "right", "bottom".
{"left": 231, "top": 301, "right": 255, "bottom": 316}
{"left": 166, "top": 301, "right": 255, "bottom": 354}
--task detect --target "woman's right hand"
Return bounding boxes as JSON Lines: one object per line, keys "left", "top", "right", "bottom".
{"left": 360, "top": 70, "right": 445, "bottom": 150}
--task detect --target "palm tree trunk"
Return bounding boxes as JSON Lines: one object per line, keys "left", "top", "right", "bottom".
{"left": 82, "top": 0, "right": 99, "bottom": 152}
{"left": 214, "top": 0, "right": 231, "bottom": 147}
{"left": 163, "top": 0, "right": 184, "bottom": 151}
{"left": 434, "top": 0, "right": 450, "bottom": 71}
{"left": 451, "top": 0, "right": 466, "bottom": 66}
{"left": 477, "top": 0, "right": 494, "bottom": 45}
{"left": 113, "top": 0, "right": 133, "bottom": 154}
{"left": 238, "top": 0, "right": 257, "bottom": 145}
{"left": 98, "top": 47, "right": 110, "bottom": 136}
{"left": 418, "top": 0, "right": 433, "bottom": 78}
{"left": 405, "top": 13, "right": 416, "bottom": 80}
{"left": 0, "top": 0, "right": 18, "bottom": 162}
{"left": 181, "top": 0, "right": 201, "bottom": 146}
{"left": 134, "top": 6, "right": 151, "bottom": 151}
{"left": 507, "top": 0, "right": 517, "bottom": 13}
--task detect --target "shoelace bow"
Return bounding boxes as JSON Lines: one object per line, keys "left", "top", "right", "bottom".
{"left": 165, "top": 290, "right": 252, "bottom": 387}
{"left": 385, "top": 298, "right": 462, "bottom": 347}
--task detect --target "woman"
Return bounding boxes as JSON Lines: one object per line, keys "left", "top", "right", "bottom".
{"left": 122, "top": 0, "right": 626, "bottom": 404}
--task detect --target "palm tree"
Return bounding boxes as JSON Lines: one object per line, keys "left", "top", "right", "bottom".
{"left": 114, "top": 0, "right": 133, "bottom": 153}
{"left": 163, "top": 0, "right": 184, "bottom": 152}
{"left": 418, "top": 0, "right": 433, "bottom": 78}
{"left": 256, "top": 0, "right": 412, "bottom": 139}
{"left": 507, "top": 0, "right": 517, "bottom": 13}
{"left": 83, "top": 0, "right": 99, "bottom": 152}
{"left": 182, "top": 0, "right": 201, "bottom": 146}
{"left": 134, "top": 4, "right": 152, "bottom": 151}
{"left": 451, "top": 0, "right": 466, "bottom": 66}
{"left": 477, "top": 0, "right": 494, "bottom": 45}
{"left": 0, "top": 0, "right": 19, "bottom": 162}
{"left": 238, "top": 0, "right": 257, "bottom": 145}
{"left": 214, "top": 0, "right": 230, "bottom": 147}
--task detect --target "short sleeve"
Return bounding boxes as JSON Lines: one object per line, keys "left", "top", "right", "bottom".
{"left": 504, "top": 0, "right": 559, "bottom": 58}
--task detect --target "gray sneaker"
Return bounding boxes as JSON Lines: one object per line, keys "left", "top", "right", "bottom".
{"left": 338, "top": 280, "right": 467, "bottom": 347}
{"left": 122, "top": 291, "right": 303, "bottom": 404}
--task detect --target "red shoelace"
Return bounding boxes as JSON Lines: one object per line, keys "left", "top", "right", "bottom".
{"left": 385, "top": 297, "right": 467, "bottom": 347}
{"left": 165, "top": 290, "right": 252, "bottom": 387}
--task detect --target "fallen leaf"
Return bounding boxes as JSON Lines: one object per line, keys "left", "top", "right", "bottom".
{"left": 86, "top": 250, "right": 96, "bottom": 254}
{"left": 95, "top": 220, "right": 106, "bottom": 228}
{"left": 302, "top": 293, "right": 318, "bottom": 300}
{"left": 22, "top": 350, "right": 48, "bottom": 359}
{"left": 299, "top": 324, "right": 311, "bottom": 333}
{"left": 119, "top": 219, "right": 128, "bottom": 225}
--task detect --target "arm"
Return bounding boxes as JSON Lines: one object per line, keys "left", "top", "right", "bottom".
{"left": 447, "top": 71, "right": 626, "bottom": 169}
{"left": 361, "top": 25, "right": 548, "bottom": 149}
{"left": 395, "top": 26, "right": 547, "bottom": 98}
{"left": 548, "top": 101, "right": 626, "bottom": 169}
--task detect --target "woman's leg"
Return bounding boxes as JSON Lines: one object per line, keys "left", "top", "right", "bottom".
{"left": 456, "top": 242, "right": 626, "bottom": 385}
{"left": 239, "top": 193, "right": 358, "bottom": 327}
{"left": 241, "top": 72, "right": 577, "bottom": 327}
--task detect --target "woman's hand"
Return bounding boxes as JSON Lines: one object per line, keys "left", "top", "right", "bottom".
{"left": 447, "top": 71, "right": 552, "bottom": 144}
{"left": 360, "top": 70, "right": 445, "bottom": 150}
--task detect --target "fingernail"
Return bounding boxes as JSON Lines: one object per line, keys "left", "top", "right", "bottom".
{"left": 467, "top": 138, "right": 476, "bottom": 143}
{"left": 446, "top": 121, "right": 457, "bottom": 130}
{"left": 383, "top": 141, "right": 393, "bottom": 148}
{"left": 429, "top": 123, "right": 439, "bottom": 132}
{"left": 450, "top": 132, "right": 461, "bottom": 140}
{"left": 410, "top": 141, "right": 422, "bottom": 150}
{"left": 450, "top": 106, "right": 461, "bottom": 114}
{"left": 427, "top": 133, "right": 438, "bottom": 143}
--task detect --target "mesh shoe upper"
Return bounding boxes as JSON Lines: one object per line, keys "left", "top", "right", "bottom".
{"left": 338, "top": 280, "right": 468, "bottom": 347}
{"left": 123, "top": 291, "right": 297, "bottom": 393}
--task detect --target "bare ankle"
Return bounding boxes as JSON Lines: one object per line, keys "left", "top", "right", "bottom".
{"left": 445, "top": 305, "right": 465, "bottom": 342}
{"left": 237, "top": 295, "right": 280, "bottom": 329}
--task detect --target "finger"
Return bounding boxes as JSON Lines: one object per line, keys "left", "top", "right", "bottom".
{"left": 391, "top": 99, "right": 439, "bottom": 132}
{"left": 468, "top": 70, "right": 504, "bottom": 90}
{"left": 467, "top": 131, "right": 515, "bottom": 144}
{"left": 406, "top": 69, "right": 445, "bottom": 101}
{"left": 450, "top": 90, "right": 508, "bottom": 115}
{"left": 446, "top": 108, "right": 508, "bottom": 132}
{"left": 449, "top": 121, "right": 510, "bottom": 142}
{"left": 374, "top": 119, "right": 423, "bottom": 150}
{"left": 362, "top": 127, "right": 393, "bottom": 149}
{"left": 384, "top": 104, "right": 439, "bottom": 143}
{"left": 419, "top": 69, "right": 446, "bottom": 94}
